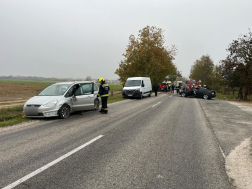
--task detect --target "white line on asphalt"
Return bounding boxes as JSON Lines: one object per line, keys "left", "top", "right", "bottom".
{"left": 152, "top": 102, "right": 161, "bottom": 107}
{"left": 3, "top": 135, "right": 104, "bottom": 189}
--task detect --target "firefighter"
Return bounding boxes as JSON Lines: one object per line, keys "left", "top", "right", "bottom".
{"left": 192, "top": 84, "right": 196, "bottom": 95}
{"left": 98, "top": 78, "right": 110, "bottom": 114}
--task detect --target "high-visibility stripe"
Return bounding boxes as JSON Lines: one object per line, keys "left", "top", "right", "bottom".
{"left": 102, "top": 84, "right": 109, "bottom": 87}
{"left": 101, "top": 94, "right": 109, "bottom": 97}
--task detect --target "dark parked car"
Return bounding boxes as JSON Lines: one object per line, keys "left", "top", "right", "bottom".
{"left": 179, "top": 87, "right": 216, "bottom": 100}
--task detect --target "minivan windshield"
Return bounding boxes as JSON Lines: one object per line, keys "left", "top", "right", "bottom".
{"left": 37, "top": 84, "right": 71, "bottom": 96}
{"left": 125, "top": 80, "right": 141, "bottom": 87}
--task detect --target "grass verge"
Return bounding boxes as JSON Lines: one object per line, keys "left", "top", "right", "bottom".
{"left": 0, "top": 93, "right": 125, "bottom": 128}
{"left": 0, "top": 107, "right": 31, "bottom": 127}
{"left": 216, "top": 93, "right": 238, "bottom": 101}
{"left": 107, "top": 93, "right": 125, "bottom": 103}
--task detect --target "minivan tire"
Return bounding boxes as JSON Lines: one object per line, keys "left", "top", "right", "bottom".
{"left": 59, "top": 105, "right": 70, "bottom": 119}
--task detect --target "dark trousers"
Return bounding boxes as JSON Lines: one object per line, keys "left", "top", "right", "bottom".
{"left": 101, "top": 97, "right": 108, "bottom": 113}
{"left": 155, "top": 90, "right": 157, "bottom": 96}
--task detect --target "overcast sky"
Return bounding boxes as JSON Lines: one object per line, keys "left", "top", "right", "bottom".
{"left": 0, "top": 0, "right": 251, "bottom": 80}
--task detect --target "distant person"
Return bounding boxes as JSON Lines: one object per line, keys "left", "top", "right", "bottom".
{"left": 191, "top": 84, "right": 196, "bottom": 95}
{"left": 154, "top": 84, "right": 159, "bottom": 96}
{"left": 176, "top": 84, "right": 180, "bottom": 94}
{"left": 172, "top": 84, "right": 175, "bottom": 93}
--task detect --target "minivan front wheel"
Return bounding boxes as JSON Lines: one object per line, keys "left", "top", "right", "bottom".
{"left": 59, "top": 105, "right": 70, "bottom": 119}
{"left": 94, "top": 98, "right": 99, "bottom": 110}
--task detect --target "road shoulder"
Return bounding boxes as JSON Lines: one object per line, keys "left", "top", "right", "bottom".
{"left": 199, "top": 99, "right": 252, "bottom": 189}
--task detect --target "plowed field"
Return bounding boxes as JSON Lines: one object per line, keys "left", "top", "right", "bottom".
{"left": 0, "top": 83, "right": 45, "bottom": 109}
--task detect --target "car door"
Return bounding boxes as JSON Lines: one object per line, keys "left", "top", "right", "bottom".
{"left": 80, "top": 83, "right": 95, "bottom": 110}
{"left": 69, "top": 84, "right": 87, "bottom": 111}
{"left": 141, "top": 80, "right": 146, "bottom": 96}
{"left": 196, "top": 88, "right": 204, "bottom": 98}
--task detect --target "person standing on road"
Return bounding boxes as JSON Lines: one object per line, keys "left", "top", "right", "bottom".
{"left": 172, "top": 83, "right": 175, "bottom": 93}
{"left": 98, "top": 78, "right": 110, "bottom": 114}
{"left": 154, "top": 84, "right": 159, "bottom": 96}
{"left": 176, "top": 84, "right": 180, "bottom": 94}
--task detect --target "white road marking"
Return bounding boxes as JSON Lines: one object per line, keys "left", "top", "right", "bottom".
{"left": 3, "top": 135, "right": 104, "bottom": 189}
{"left": 152, "top": 102, "right": 161, "bottom": 107}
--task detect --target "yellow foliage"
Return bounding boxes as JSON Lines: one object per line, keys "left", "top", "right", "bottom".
{"left": 115, "top": 26, "right": 177, "bottom": 85}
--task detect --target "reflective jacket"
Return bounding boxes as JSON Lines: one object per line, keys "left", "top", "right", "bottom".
{"left": 98, "top": 82, "right": 110, "bottom": 97}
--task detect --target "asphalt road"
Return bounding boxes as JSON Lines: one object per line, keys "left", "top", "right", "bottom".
{"left": 1, "top": 92, "right": 243, "bottom": 189}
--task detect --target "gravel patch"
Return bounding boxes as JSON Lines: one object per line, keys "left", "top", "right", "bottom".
{"left": 225, "top": 101, "right": 252, "bottom": 189}
{"left": 226, "top": 137, "right": 252, "bottom": 189}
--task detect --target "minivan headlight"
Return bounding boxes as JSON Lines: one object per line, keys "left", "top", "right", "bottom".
{"left": 43, "top": 99, "right": 58, "bottom": 107}
{"left": 135, "top": 88, "right": 140, "bottom": 91}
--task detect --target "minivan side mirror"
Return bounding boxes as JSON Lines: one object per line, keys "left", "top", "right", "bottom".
{"left": 71, "top": 95, "right": 77, "bottom": 101}
{"left": 142, "top": 84, "right": 145, "bottom": 87}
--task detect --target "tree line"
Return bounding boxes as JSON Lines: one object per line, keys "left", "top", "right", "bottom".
{"left": 190, "top": 29, "right": 252, "bottom": 100}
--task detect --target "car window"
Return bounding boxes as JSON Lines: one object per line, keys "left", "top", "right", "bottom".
{"left": 74, "top": 85, "right": 83, "bottom": 96}
{"left": 38, "top": 84, "right": 71, "bottom": 96}
{"left": 125, "top": 80, "right": 141, "bottom": 87}
{"left": 81, "top": 83, "right": 93, "bottom": 95}
{"left": 65, "top": 84, "right": 83, "bottom": 97}
{"left": 94, "top": 83, "right": 98, "bottom": 91}
{"left": 65, "top": 86, "right": 73, "bottom": 97}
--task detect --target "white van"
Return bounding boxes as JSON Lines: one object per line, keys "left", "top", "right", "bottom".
{"left": 122, "top": 77, "right": 152, "bottom": 99}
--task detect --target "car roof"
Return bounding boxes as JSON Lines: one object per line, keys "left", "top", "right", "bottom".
{"left": 53, "top": 81, "right": 94, "bottom": 85}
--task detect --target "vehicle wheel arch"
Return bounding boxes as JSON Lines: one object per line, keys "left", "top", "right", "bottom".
{"left": 58, "top": 104, "right": 71, "bottom": 119}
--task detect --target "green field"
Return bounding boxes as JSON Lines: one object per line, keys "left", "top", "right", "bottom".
{"left": 0, "top": 79, "right": 123, "bottom": 90}
{"left": 0, "top": 79, "right": 57, "bottom": 86}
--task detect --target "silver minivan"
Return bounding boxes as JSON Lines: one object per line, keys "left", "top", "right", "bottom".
{"left": 23, "top": 81, "right": 100, "bottom": 119}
